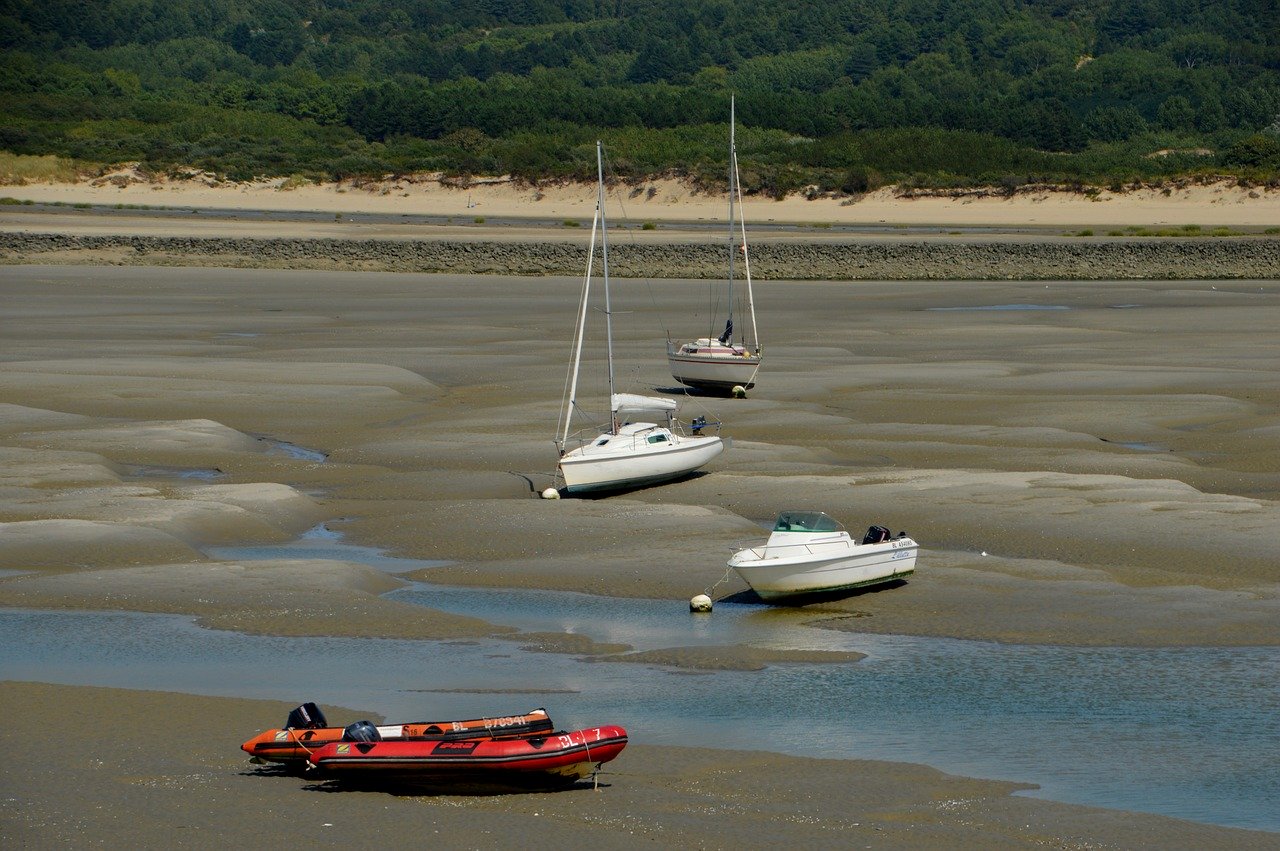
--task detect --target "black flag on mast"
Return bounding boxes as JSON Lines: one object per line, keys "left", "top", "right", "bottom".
{"left": 718, "top": 318, "right": 733, "bottom": 345}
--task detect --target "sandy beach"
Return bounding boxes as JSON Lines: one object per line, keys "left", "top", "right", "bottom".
{"left": 4, "top": 170, "right": 1280, "bottom": 229}
{"left": 1, "top": 192, "right": 1278, "bottom": 844}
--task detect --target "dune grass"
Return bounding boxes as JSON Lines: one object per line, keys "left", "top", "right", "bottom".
{"left": 0, "top": 153, "right": 82, "bottom": 184}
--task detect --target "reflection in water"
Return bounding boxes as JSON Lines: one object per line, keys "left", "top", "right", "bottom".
{"left": 206, "top": 524, "right": 450, "bottom": 574}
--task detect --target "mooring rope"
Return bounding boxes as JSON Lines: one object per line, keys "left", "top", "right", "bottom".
{"left": 288, "top": 726, "right": 318, "bottom": 758}
{"left": 702, "top": 564, "right": 738, "bottom": 599}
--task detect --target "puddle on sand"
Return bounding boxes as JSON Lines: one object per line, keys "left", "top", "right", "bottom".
{"left": 1099, "top": 438, "right": 1170, "bottom": 452}
{"left": 253, "top": 436, "right": 328, "bottom": 462}
{"left": 205, "top": 524, "right": 450, "bottom": 574}
{"left": 122, "top": 464, "right": 227, "bottom": 481}
{"left": 926, "top": 304, "right": 1071, "bottom": 311}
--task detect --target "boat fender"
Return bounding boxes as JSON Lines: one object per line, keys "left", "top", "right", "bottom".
{"left": 342, "top": 720, "right": 382, "bottom": 743}
{"left": 285, "top": 702, "right": 328, "bottom": 730}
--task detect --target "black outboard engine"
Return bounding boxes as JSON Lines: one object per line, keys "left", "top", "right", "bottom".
{"left": 285, "top": 702, "right": 328, "bottom": 730}
{"left": 691, "top": 415, "right": 707, "bottom": 434}
{"left": 861, "top": 525, "right": 891, "bottom": 545}
{"left": 342, "top": 720, "right": 382, "bottom": 742}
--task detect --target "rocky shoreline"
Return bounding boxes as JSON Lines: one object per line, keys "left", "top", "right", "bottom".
{"left": 2, "top": 231, "right": 1278, "bottom": 279}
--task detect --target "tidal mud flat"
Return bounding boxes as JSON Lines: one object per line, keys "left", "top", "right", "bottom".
{"left": 1, "top": 260, "right": 1278, "bottom": 845}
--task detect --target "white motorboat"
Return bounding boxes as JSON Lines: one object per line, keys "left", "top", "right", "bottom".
{"left": 555, "top": 142, "right": 727, "bottom": 495}
{"left": 668, "top": 97, "right": 762, "bottom": 393}
{"left": 728, "top": 511, "right": 917, "bottom": 601}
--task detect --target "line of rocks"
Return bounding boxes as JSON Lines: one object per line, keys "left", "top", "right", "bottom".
{"left": 2, "top": 232, "right": 1277, "bottom": 279}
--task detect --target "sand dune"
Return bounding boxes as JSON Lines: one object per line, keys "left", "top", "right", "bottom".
{"left": 5, "top": 171, "right": 1280, "bottom": 228}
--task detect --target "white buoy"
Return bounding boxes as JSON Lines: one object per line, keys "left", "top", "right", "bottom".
{"left": 731, "top": 385, "right": 747, "bottom": 398}
{"left": 540, "top": 487, "right": 560, "bottom": 499}
{"left": 689, "top": 594, "right": 713, "bottom": 612}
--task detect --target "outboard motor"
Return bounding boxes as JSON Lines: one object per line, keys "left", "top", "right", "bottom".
{"left": 861, "top": 525, "right": 891, "bottom": 545}
{"left": 285, "top": 702, "right": 328, "bottom": 730}
{"left": 691, "top": 415, "right": 707, "bottom": 434}
{"left": 342, "top": 720, "right": 382, "bottom": 742}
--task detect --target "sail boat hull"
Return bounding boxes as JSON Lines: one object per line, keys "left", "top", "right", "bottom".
{"left": 559, "top": 423, "right": 726, "bottom": 493}
{"left": 668, "top": 341, "right": 761, "bottom": 391}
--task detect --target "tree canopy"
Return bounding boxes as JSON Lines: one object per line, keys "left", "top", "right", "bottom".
{"left": 2, "top": 0, "right": 1278, "bottom": 189}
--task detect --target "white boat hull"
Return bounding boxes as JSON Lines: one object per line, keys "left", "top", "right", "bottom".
{"left": 559, "top": 427, "right": 726, "bottom": 493}
{"left": 668, "top": 348, "right": 761, "bottom": 391}
{"left": 729, "top": 536, "right": 917, "bottom": 600}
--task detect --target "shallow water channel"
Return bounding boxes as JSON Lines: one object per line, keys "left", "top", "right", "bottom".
{"left": 2, "top": 527, "right": 1277, "bottom": 833}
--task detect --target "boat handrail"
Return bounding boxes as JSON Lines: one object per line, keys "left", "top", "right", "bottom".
{"left": 730, "top": 536, "right": 852, "bottom": 558}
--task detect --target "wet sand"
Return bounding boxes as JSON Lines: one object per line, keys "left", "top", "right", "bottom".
{"left": 2, "top": 264, "right": 1275, "bottom": 648}
{"left": 0, "top": 237, "right": 1278, "bottom": 842}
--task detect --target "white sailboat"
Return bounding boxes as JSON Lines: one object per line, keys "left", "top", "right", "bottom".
{"left": 555, "top": 142, "right": 727, "bottom": 495}
{"left": 668, "top": 98, "right": 762, "bottom": 393}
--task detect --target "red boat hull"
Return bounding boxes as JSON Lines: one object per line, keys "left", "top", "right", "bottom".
{"left": 307, "top": 725, "right": 628, "bottom": 789}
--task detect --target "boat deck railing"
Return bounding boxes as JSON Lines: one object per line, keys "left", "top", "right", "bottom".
{"left": 731, "top": 536, "right": 851, "bottom": 561}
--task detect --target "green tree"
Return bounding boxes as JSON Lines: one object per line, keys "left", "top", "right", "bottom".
{"left": 1156, "top": 95, "right": 1195, "bottom": 131}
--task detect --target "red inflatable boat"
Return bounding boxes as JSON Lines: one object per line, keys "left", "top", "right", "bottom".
{"left": 241, "top": 703, "right": 554, "bottom": 765}
{"left": 307, "top": 724, "right": 628, "bottom": 789}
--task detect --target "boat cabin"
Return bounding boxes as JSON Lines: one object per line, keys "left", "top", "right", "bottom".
{"left": 772, "top": 511, "right": 843, "bottom": 533}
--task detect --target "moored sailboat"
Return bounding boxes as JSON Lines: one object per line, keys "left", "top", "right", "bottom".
{"left": 668, "top": 98, "right": 762, "bottom": 393}
{"left": 555, "top": 142, "right": 727, "bottom": 494}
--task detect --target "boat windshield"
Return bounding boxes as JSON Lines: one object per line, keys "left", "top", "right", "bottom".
{"left": 772, "top": 511, "right": 841, "bottom": 533}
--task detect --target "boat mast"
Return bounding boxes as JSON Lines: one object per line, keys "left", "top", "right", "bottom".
{"left": 559, "top": 156, "right": 602, "bottom": 450}
{"left": 734, "top": 134, "right": 759, "bottom": 353}
{"left": 725, "top": 95, "right": 736, "bottom": 347}
{"left": 598, "top": 141, "right": 618, "bottom": 434}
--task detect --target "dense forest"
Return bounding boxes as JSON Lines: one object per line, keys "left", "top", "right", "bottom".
{"left": 2, "top": 0, "right": 1279, "bottom": 193}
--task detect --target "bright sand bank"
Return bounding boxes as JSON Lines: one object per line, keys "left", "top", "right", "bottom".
{"left": 5, "top": 170, "right": 1280, "bottom": 228}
